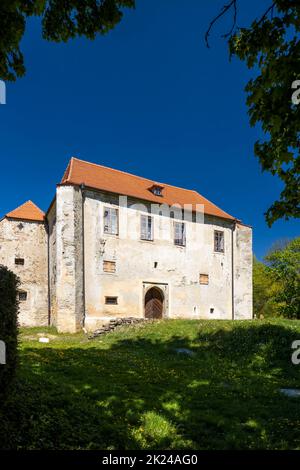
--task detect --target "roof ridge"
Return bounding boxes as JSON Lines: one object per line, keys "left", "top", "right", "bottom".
{"left": 71, "top": 157, "right": 197, "bottom": 193}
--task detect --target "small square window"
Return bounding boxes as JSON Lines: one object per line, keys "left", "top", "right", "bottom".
{"left": 103, "top": 260, "right": 116, "bottom": 273}
{"left": 105, "top": 296, "right": 118, "bottom": 305}
{"left": 18, "top": 291, "right": 27, "bottom": 302}
{"left": 214, "top": 230, "right": 224, "bottom": 253}
{"left": 199, "top": 274, "right": 209, "bottom": 285}
{"left": 15, "top": 258, "right": 25, "bottom": 266}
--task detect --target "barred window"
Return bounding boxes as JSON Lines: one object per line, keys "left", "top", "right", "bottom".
{"left": 174, "top": 222, "right": 186, "bottom": 246}
{"left": 105, "top": 296, "right": 118, "bottom": 305}
{"left": 104, "top": 207, "right": 118, "bottom": 235}
{"left": 15, "top": 258, "right": 24, "bottom": 266}
{"left": 18, "top": 291, "right": 27, "bottom": 301}
{"left": 141, "top": 215, "right": 153, "bottom": 241}
{"left": 214, "top": 230, "right": 224, "bottom": 253}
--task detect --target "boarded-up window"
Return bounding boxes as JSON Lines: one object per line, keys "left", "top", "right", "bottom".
{"left": 15, "top": 258, "right": 24, "bottom": 266}
{"left": 199, "top": 274, "right": 209, "bottom": 285}
{"left": 103, "top": 260, "right": 116, "bottom": 273}
{"left": 105, "top": 296, "right": 118, "bottom": 305}
{"left": 174, "top": 222, "right": 186, "bottom": 246}
{"left": 104, "top": 207, "right": 118, "bottom": 235}
{"left": 141, "top": 215, "right": 153, "bottom": 241}
{"left": 214, "top": 230, "right": 224, "bottom": 253}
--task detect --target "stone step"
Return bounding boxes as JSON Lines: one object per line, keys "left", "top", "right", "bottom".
{"left": 88, "top": 317, "right": 148, "bottom": 339}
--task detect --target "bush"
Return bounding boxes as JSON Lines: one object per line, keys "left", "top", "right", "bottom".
{"left": 0, "top": 265, "right": 19, "bottom": 399}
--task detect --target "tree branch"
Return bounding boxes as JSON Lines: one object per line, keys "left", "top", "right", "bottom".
{"left": 221, "top": 0, "right": 237, "bottom": 39}
{"left": 256, "top": 3, "right": 276, "bottom": 26}
{"left": 205, "top": 0, "right": 237, "bottom": 48}
{"left": 205, "top": 1, "right": 276, "bottom": 48}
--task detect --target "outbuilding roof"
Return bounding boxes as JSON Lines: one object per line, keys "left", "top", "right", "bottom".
{"left": 5, "top": 200, "right": 45, "bottom": 222}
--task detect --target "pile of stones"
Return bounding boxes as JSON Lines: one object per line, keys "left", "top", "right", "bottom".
{"left": 88, "top": 317, "right": 147, "bottom": 339}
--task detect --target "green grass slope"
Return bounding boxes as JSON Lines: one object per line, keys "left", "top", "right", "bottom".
{"left": 1, "top": 319, "right": 300, "bottom": 450}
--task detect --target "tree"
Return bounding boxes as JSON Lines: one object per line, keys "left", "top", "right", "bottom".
{"left": 0, "top": 265, "right": 19, "bottom": 400}
{"left": 206, "top": 1, "right": 300, "bottom": 226}
{"left": 0, "top": 0, "right": 135, "bottom": 82}
{"left": 253, "top": 256, "right": 280, "bottom": 318}
{"left": 265, "top": 237, "right": 300, "bottom": 318}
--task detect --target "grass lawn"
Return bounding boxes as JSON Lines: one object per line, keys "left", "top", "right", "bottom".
{"left": 1, "top": 319, "right": 300, "bottom": 450}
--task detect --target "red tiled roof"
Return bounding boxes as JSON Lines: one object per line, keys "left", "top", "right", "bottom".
{"left": 6, "top": 201, "right": 45, "bottom": 222}
{"left": 61, "top": 157, "right": 236, "bottom": 221}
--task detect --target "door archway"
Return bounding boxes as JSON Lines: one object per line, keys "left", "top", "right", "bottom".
{"left": 144, "top": 287, "right": 164, "bottom": 319}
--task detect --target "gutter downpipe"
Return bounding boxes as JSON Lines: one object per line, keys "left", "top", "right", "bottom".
{"left": 231, "top": 220, "right": 236, "bottom": 320}
{"left": 80, "top": 184, "right": 86, "bottom": 327}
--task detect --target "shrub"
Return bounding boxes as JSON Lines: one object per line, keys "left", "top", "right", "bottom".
{"left": 0, "top": 265, "right": 19, "bottom": 399}
{"left": 265, "top": 237, "right": 300, "bottom": 318}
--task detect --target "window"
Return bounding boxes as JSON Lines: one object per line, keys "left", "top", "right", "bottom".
{"left": 18, "top": 291, "right": 27, "bottom": 302}
{"left": 214, "top": 230, "right": 224, "bottom": 253}
{"left": 153, "top": 187, "right": 162, "bottom": 196}
{"left": 141, "top": 215, "right": 153, "bottom": 241}
{"left": 174, "top": 222, "right": 186, "bottom": 246}
{"left": 199, "top": 274, "right": 209, "bottom": 285}
{"left": 210, "top": 307, "right": 214, "bottom": 314}
{"left": 105, "top": 296, "right": 118, "bottom": 305}
{"left": 104, "top": 207, "right": 118, "bottom": 235}
{"left": 103, "top": 260, "right": 116, "bottom": 273}
{"left": 149, "top": 185, "right": 164, "bottom": 196}
{"left": 15, "top": 258, "right": 24, "bottom": 266}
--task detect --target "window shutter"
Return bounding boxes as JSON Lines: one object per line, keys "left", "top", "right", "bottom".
{"left": 111, "top": 209, "right": 118, "bottom": 235}
{"left": 182, "top": 223, "right": 186, "bottom": 246}
{"left": 174, "top": 222, "right": 186, "bottom": 246}
{"left": 104, "top": 209, "right": 110, "bottom": 233}
{"left": 174, "top": 222, "right": 180, "bottom": 243}
{"left": 147, "top": 216, "right": 153, "bottom": 240}
{"left": 141, "top": 215, "right": 147, "bottom": 239}
{"left": 220, "top": 232, "right": 224, "bottom": 252}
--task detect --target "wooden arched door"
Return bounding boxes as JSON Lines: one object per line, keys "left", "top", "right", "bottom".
{"left": 145, "top": 287, "right": 164, "bottom": 319}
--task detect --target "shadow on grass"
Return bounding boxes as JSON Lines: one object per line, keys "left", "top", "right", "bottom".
{"left": 1, "top": 322, "right": 300, "bottom": 450}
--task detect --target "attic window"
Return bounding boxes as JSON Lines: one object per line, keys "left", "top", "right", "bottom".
{"left": 149, "top": 185, "right": 164, "bottom": 197}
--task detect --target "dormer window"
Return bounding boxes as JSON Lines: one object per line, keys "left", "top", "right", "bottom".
{"left": 149, "top": 184, "right": 164, "bottom": 197}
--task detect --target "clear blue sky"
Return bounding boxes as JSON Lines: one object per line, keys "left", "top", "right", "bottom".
{"left": 0, "top": 0, "right": 298, "bottom": 259}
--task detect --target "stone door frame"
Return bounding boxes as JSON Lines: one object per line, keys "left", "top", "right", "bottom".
{"left": 142, "top": 282, "right": 169, "bottom": 318}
